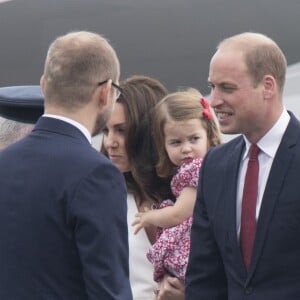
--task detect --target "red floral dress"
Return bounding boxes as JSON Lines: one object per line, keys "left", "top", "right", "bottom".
{"left": 146, "top": 157, "right": 202, "bottom": 282}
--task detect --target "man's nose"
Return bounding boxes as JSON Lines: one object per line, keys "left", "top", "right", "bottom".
{"left": 209, "top": 88, "right": 223, "bottom": 108}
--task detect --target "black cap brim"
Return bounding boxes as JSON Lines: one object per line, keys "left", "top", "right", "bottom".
{"left": 0, "top": 85, "right": 44, "bottom": 123}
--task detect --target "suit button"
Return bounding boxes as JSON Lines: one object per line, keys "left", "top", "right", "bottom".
{"left": 245, "top": 287, "right": 253, "bottom": 295}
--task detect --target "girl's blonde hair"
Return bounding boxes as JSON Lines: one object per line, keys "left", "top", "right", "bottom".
{"left": 153, "top": 88, "right": 221, "bottom": 178}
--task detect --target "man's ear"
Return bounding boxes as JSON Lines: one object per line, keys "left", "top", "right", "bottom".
{"left": 262, "top": 75, "right": 276, "bottom": 99}
{"left": 40, "top": 75, "right": 45, "bottom": 95}
{"left": 97, "top": 80, "right": 112, "bottom": 107}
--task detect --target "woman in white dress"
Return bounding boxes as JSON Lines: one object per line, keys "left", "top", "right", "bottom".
{"left": 102, "top": 75, "right": 184, "bottom": 300}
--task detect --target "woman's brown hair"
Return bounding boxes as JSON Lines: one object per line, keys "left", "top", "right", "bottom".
{"left": 102, "top": 75, "right": 173, "bottom": 205}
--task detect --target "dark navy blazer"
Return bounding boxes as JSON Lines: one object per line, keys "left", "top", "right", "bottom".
{"left": 186, "top": 112, "right": 300, "bottom": 300}
{"left": 0, "top": 117, "right": 132, "bottom": 300}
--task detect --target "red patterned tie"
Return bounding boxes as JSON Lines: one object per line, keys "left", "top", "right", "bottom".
{"left": 240, "top": 144, "right": 260, "bottom": 271}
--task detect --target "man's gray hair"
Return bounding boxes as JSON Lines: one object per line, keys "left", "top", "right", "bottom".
{"left": 0, "top": 116, "right": 33, "bottom": 150}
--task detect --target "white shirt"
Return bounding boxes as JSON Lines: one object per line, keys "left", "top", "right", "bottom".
{"left": 127, "top": 194, "right": 156, "bottom": 300}
{"left": 42, "top": 114, "right": 92, "bottom": 144}
{"left": 236, "top": 109, "right": 290, "bottom": 235}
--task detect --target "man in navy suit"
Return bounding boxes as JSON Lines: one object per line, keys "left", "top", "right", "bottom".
{"left": 0, "top": 85, "right": 44, "bottom": 150}
{"left": 0, "top": 31, "right": 132, "bottom": 300}
{"left": 186, "top": 32, "right": 300, "bottom": 299}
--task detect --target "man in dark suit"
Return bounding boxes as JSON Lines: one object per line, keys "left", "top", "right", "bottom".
{"left": 0, "top": 31, "right": 132, "bottom": 300}
{"left": 0, "top": 85, "right": 44, "bottom": 150}
{"left": 186, "top": 32, "right": 300, "bottom": 299}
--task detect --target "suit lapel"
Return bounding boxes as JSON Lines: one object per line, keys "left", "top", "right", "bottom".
{"left": 246, "top": 114, "right": 300, "bottom": 283}
{"left": 224, "top": 138, "right": 248, "bottom": 280}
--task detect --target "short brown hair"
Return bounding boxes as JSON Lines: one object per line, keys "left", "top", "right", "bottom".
{"left": 43, "top": 31, "right": 120, "bottom": 110}
{"left": 218, "top": 32, "right": 287, "bottom": 93}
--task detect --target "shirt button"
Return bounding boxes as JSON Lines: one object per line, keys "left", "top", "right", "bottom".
{"left": 245, "top": 287, "right": 253, "bottom": 295}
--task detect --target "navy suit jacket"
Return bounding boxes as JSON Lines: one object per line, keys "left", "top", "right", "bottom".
{"left": 186, "top": 112, "right": 300, "bottom": 300}
{"left": 0, "top": 117, "right": 132, "bottom": 300}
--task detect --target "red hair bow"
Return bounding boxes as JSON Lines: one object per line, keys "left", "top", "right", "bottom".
{"left": 200, "top": 98, "right": 213, "bottom": 120}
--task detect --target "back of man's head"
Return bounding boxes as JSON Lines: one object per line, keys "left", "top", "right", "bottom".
{"left": 41, "top": 31, "right": 120, "bottom": 111}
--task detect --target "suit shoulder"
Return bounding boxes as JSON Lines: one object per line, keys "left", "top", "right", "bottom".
{"left": 207, "top": 135, "right": 243, "bottom": 158}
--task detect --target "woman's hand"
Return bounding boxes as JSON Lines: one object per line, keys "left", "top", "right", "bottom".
{"left": 156, "top": 275, "right": 185, "bottom": 300}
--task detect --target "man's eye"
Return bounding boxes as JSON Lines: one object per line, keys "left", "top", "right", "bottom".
{"left": 222, "top": 86, "right": 235, "bottom": 92}
{"left": 208, "top": 83, "right": 214, "bottom": 89}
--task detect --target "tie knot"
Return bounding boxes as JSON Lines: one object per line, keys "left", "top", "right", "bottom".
{"left": 249, "top": 144, "right": 260, "bottom": 160}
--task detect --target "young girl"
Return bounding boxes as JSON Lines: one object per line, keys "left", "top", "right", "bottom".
{"left": 132, "top": 89, "right": 221, "bottom": 284}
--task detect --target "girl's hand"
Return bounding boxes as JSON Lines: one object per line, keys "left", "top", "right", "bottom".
{"left": 131, "top": 207, "right": 150, "bottom": 234}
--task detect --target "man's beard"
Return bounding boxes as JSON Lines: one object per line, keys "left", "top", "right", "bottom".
{"left": 91, "top": 103, "right": 113, "bottom": 137}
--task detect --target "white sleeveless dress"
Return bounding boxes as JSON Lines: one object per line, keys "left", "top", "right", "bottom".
{"left": 127, "top": 194, "right": 156, "bottom": 300}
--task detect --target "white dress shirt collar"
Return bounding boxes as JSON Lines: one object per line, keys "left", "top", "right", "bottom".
{"left": 43, "top": 114, "right": 92, "bottom": 144}
{"left": 242, "top": 108, "right": 290, "bottom": 159}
